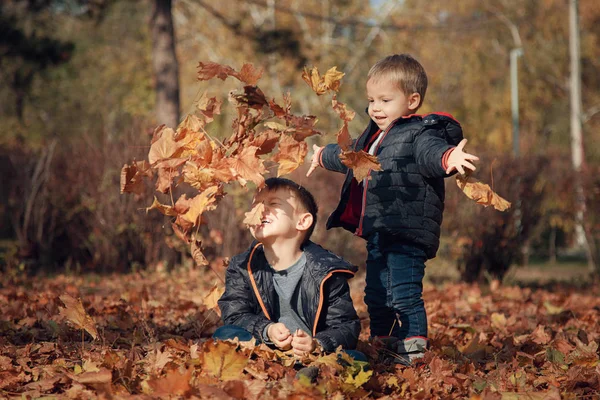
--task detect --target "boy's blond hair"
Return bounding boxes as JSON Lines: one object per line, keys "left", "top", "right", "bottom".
{"left": 367, "top": 54, "right": 428, "bottom": 110}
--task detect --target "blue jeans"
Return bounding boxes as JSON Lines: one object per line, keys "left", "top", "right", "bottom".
{"left": 364, "top": 234, "right": 428, "bottom": 340}
{"left": 213, "top": 325, "right": 368, "bottom": 362}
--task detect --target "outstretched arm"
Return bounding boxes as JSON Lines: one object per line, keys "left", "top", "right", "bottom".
{"left": 444, "top": 139, "right": 479, "bottom": 175}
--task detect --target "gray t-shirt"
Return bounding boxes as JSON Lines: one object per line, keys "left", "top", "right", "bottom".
{"left": 263, "top": 252, "right": 311, "bottom": 340}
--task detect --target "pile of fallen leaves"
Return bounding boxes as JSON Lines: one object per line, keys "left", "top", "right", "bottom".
{"left": 1, "top": 270, "right": 598, "bottom": 399}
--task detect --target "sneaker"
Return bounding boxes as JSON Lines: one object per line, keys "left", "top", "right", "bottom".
{"left": 376, "top": 336, "right": 427, "bottom": 366}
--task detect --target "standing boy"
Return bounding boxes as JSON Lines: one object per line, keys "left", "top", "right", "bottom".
{"left": 307, "top": 54, "right": 479, "bottom": 364}
{"left": 217, "top": 177, "right": 363, "bottom": 359}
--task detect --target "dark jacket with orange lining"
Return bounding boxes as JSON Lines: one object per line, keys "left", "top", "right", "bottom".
{"left": 319, "top": 113, "right": 463, "bottom": 259}
{"left": 218, "top": 241, "right": 360, "bottom": 352}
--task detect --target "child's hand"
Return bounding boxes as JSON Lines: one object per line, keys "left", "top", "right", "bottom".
{"left": 267, "top": 323, "right": 292, "bottom": 350}
{"left": 291, "top": 329, "right": 316, "bottom": 356}
{"left": 306, "top": 144, "right": 323, "bottom": 177}
{"left": 446, "top": 139, "right": 479, "bottom": 175}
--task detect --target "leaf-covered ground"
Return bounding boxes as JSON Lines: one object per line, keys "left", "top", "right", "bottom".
{"left": 1, "top": 268, "right": 599, "bottom": 399}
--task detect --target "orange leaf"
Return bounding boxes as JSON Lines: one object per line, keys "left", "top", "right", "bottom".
{"left": 182, "top": 163, "right": 216, "bottom": 191}
{"left": 227, "top": 146, "right": 267, "bottom": 188}
{"left": 250, "top": 130, "right": 281, "bottom": 155}
{"left": 197, "top": 92, "right": 222, "bottom": 124}
{"left": 230, "top": 86, "right": 268, "bottom": 110}
{"left": 59, "top": 294, "right": 98, "bottom": 340}
{"left": 302, "top": 66, "right": 345, "bottom": 95}
{"left": 201, "top": 341, "right": 248, "bottom": 381}
{"left": 148, "top": 366, "right": 192, "bottom": 396}
{"left": 181, "top": 186, "right": 220, "bottom": 225}
{"left": 243, "top": 202, "right": 265, "bottom": 227}
{"left": 148, "top": 128, "right": 179, "bottom": 165}
{"left": 332, "top": 95, "right": 355, "bottom": 122}
{"left": 146, "top": 196, "right": 178, "bottom": 217}
{"left": 456, "top": 175, "right": 511, "bottom": 211}
{"left": 336, "top": 121, "right": 353, "bottom": 151}
{"left": 234, "top": 63, "right": 264, "bottom": 85}
{"left": 285, "top": 115, "right": 321, "bottom": 141}
{"left": 120, "top": 162, "right": 146, "bottom": 195}
{"left": 272, "top": 135, "right": 308, "bottom": 177}
{"left": 197, "top": 61, "right": 236, "bottom": 81}
{"left": 340, "top": 150, "right": 382, "bottom": 182}
{"left": 268, "top": 98, "right": 289, "bottom": 118}
{"left": 191, "top": 239, "right": 208, "bottom": 266}
{"left": 203, "top": 285, "right": 225, "bottom": 311}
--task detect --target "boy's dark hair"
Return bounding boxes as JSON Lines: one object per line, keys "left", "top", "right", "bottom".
{"left": 264, "top": 177, "right": 318, "bottom": 243}
{"left": 367, "top": 54, "right": 428, "bottom": 110}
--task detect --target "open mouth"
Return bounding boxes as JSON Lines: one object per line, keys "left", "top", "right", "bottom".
{"left": 261, "top": 219, "right": 271, "bottom": 225}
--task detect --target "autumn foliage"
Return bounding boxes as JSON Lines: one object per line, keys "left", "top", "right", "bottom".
{"left": 1, "top": 270, "right": 599, "bottom": 398}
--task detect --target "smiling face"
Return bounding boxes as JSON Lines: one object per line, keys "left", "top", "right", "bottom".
{"left": 249, "top": 187, "right": 312, "bottom": 246}
{"left": 366, "top": 78, "right": 421, "bottom": 131}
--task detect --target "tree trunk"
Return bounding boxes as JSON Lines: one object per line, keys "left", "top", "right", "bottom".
{"left": 150, "top": 0, "right": 180, "bottom": 129}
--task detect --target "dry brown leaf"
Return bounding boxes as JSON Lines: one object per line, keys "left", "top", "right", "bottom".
{"left": 120, "top": 162, "right": 145, "bottom": 195}
{"left": 272, "top": 135, "right": 308, "bottom": 177}
{"left": 191, "top": 239, "right": 208, "bottom": 266}
{"left": 227, "top": 146, "right": 267, "bottom": 188}
{"left": 233, "top": 63, "right": 263, "bottom": 85}
{"left": 302, "top": 66, "right": 345, "bottom": 95}
{"left": 146, "top": 196, "right": 177, "bottom": 217}
{"left": 456, "top": 174, "right": 511, "bottom": 211}
{"left": 332, "top": 95, "right": 355, "bottom": 122}
{"left": 148, "top": 128, "right": 179, "bottom": 165}
{"left": 148, "top": 366, "right": 192, "bottom": 396}
{"left": 201, "top": 341, "right": 248, "bottom": 381}
{"left": 203, "top": 285, "right": 225, "bottom": 311}
{"left": 59, "top": 294, "right": 98, "bottom": 340}
{"left": 250, "top": 130, "right": 281, "bottom": 155}
{"left": 340, "top": 150, "right": 382, "bottom": 182}
{"left": 197, "top": 61, "right": 236, "bottom": 81}
{"left": 336, "top": 121, "right": 353, "bottom": 151}
{"left": 181, "top": 186, "right": 220, "bottom": 225}
{"left": 243, "top": 202, "right": 265, "bottom": 227}
{"left": 197, "top": 92, "right": 222, "bottom": 124}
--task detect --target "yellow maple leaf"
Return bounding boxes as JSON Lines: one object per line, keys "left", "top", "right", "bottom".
{"left": 456, "top": 174, "right": 511, "bottom": 211}
{"left": 339, "top": 150, "right": 382, "bottom": 182}
{"left": 201, "top": 340, "right": 248, "bottom": 381}
{"left": 344, "top": 366, "right": 373, "bottom": 388}
{"left": 59, "top": 294, "right": 98, "bottom": 340}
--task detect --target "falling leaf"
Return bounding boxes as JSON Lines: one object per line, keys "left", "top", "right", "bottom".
{"left": 332, "top": 95, "right": 355, "bottom": 122}
{"left": 234, "top": 63, "right": 263, "bottom": 85}
{"left": 197, "top": 92, "right": 222, "bottom": 124}
{"left": 59, "top": 294, "right": 98, "bottom": 340}
{"left": 272, "top": 135, "right": 308, "bottom": 177}
{"left": 227, "top": 146, "right": 267, "bottom": 188}
{"left": 181, "top": 186, "right": 220, "bottom": 225}
{"left": 243, "top": 202, "right": 265, "bottom": 227}
{"left": 336, "top": 121, "right": 353, "bottom": 151}
{"left": 146, "top": 197, "right": 177, "bottom": 217}
{"left": 339, "top": 150, "right": 382, "bottom": 182}
{"left": 191, "top": 239, "right": 208, "bottom": 266}
{"left": 120, "top": 162, "right": 146, "bottom": 195}
{"left": 201, "top": 341, "right": 248, "bottom": 381}
{"left": 251, "top": 130, "right": 281, "bottom": 155}
{"left": 456, "top": 174, "right": 511, "bottom": 211}
{"left": 204, "top": 285, "right": 225, "bottom": 311}
{"left": 285, "top": 115, "right": 321, "bottom": 141}
{"left": 302, "top": 66, "right": 345, "bottom": 95}
{"left": 197, "top": 61, "right": 236, "bottom": 81}
{"left": 148, "top": 128, "right": 179, "bottom": 165}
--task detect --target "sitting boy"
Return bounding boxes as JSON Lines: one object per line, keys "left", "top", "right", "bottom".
{"left": 216, "top": 177, "right": 363, "bottom": 360}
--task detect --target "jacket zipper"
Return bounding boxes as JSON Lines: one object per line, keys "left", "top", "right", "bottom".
{"left": 355, "top": 121, "right": 398, "bottom": 236}
{"left": 246, "top": 243, "right": 271, "bottom": 320}
{"left": 312, "top": 269, "right": 355, "bottom": 337}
